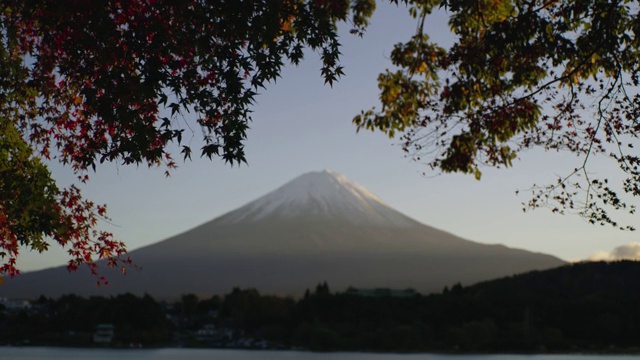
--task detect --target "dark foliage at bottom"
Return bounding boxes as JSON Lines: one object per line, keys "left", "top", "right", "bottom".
{"left": 2, "top": 261, "right": 640, "bottom": 352}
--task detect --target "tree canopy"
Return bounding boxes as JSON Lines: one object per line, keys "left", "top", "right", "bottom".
{"left": 0, "top": 0, "right": 374, "bottom": 278}
{"left": 355, "top": 0, "right": 640, "bottom": 230}
{"left": 2, "top": 0, "right": 640, "bottom": 277}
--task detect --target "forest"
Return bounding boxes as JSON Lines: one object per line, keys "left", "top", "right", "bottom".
{"left": 2, "top": 260, "right": 640, "bottom": 353}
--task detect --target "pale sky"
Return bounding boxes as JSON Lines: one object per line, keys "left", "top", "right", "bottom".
{"left": 17, "top": 3, "right": 639, "bottom": 272}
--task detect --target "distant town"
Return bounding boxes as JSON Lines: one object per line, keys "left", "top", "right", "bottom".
{"left": 3, "top": 261, "right": 640, "bottom": 353}
{"left": 0, "top": 283, "right": 418, "bottom": 351}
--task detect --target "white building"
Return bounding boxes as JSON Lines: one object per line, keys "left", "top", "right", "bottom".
{"left": 93, "top": 324, "right": 115, "bottom": 344}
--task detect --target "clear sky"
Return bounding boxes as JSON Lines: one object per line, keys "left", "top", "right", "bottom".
{"left": 17, "top": 3, "right": 639, "bottom": 272}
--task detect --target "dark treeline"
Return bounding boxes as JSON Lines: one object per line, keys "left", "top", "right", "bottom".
{"left": 2, "top": 260, "right": 640, "bottom": 352}
{"left": 0, "top": 293, "right": 173, "bottom": 346}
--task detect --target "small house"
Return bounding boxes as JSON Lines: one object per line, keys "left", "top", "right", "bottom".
{"left": 93, "top": 324, "right": 115, "bottom": 344}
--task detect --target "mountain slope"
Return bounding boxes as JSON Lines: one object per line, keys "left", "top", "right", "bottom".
{"left": 0, "top": 170, "right": 566, "bottom": 298}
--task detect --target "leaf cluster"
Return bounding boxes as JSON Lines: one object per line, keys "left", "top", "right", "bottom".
{"left": 355, "top": 0, "right": 640, "bottom": 228}
{"left": 3, "top": 0, "right": 374, "bottom": 170}
{"left": 0, "top": 0, "right": 374, "bottom": 275}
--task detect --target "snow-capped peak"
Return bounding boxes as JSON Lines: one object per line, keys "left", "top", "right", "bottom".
{"left": 217, "top": 170, "right": 416, "bottom": 227}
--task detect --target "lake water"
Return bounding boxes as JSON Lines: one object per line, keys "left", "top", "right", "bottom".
{"left": 0, "top": 348, "right": 637, "bottom": 360}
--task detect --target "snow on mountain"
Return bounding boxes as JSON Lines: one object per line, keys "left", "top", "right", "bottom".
{"left": 0, "top": 169, "right": 568, "bottom": 299}
{"left": 218, "top": 169, "right": 417, "bottom": 227}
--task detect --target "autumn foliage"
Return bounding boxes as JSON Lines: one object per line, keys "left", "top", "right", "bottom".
{"left": 355, "top": 0, "right": 640, "bottom": 230}
{"left": 0, "top": 0, "right": 374, "bottom": 278}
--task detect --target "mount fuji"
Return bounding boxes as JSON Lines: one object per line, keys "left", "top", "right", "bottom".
{"left": 0, "top": 170, "right": 565, "bottom": 298}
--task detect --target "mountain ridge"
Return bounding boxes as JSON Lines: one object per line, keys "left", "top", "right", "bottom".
{"left": 0, "top": 170, "right": 566, "bottom": 299}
